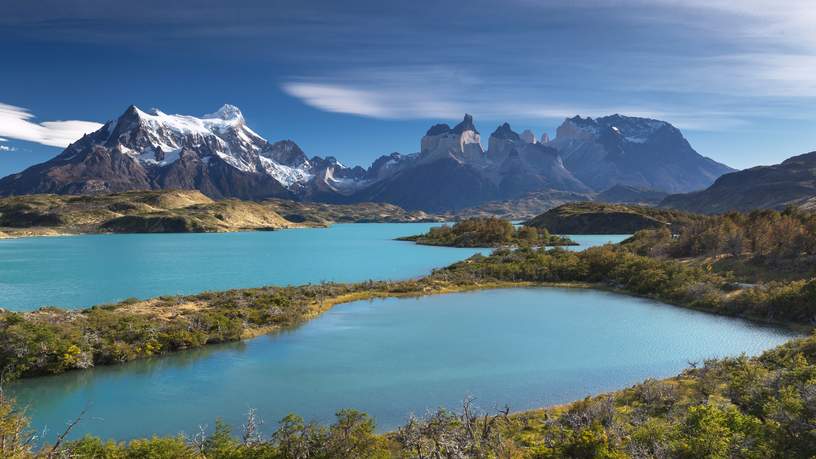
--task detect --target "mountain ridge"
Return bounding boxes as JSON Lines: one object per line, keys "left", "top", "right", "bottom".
{"left": 661, "top": 151, "right": 816, "bottom": 213}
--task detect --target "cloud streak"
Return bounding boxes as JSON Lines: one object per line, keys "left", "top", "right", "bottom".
{"left": 281, "top": 68, "right": 763, "bottom": 132}
{"left": 0, "top": 103, "right": 103, "bottom": 148}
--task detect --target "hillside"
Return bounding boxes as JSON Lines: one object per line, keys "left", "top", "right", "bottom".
{"left": 0, "top": 190, "right": 295, "bottom": 236}
{"left": 524, "top": 202, "right": 700, "bottom": 234}
{"left": 661, "top": 151, "right": 816, "bottom": 213}
{"left": 262, "top": 198, "right": 441, "bottom": 225}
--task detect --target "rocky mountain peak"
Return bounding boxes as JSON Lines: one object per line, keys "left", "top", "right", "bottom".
{"left": 262, "top": 140, "right": 309, "bottom": 167}
{"left": 425, "top": 123, "right": 452, "bottom": 136}
{"left": 452, "top": 114, "right": 478, "bottom": 134}
{"left": 204, "top": 104, "right": 244, "bottom": 122}
{"left": 520, "top": 129, "right": 537, "bottom": 144}
{"left": 420, "top": 114, "right": 483, "bottom": 164}
{"left": 490, "top": 122, "right": 520, "bottom": 141}
{"left": 425, "top": 114, "right": 479, "bottom": 137}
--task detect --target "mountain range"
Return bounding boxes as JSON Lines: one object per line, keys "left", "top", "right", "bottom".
{"left": 0, "top": 105, "right": 734, "bottom": 212}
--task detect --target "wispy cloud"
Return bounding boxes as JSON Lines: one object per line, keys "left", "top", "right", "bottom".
{"left": 281, "top": 67, "right": 760, "bottom": 132}
{"left": 279, "top": 0, "right": 815, "bottom": 131}
{"left": 0, "top": 103, "right": 103, "bottom": 148}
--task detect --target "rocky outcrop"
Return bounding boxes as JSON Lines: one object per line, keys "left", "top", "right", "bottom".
{"left": 520, "top": 129, "right": 537, "bottom": 144}
{"left": 418, "top": 114, "right": 485, "bottom": 165}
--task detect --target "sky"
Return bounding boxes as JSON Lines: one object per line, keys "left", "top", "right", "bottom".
{"left": 1, "top": 0, "right": 814, "bottom": 176}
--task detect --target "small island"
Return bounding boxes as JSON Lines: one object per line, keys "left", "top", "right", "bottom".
{"left": 397, "top": 217, "right": 576, "bottom": 248}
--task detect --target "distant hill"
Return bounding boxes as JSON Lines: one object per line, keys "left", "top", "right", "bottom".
{"left": 524, "top": 202, "right": 699, "bottom": 234}
{"left": 661, "top": 151, "right": 816, "bottom": 213}
{"left": 596, "top": 184, "right": 669, "bottom": 205}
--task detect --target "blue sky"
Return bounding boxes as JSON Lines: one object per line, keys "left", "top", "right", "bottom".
{"left": 1, "top": 0, "right": 814, "bottom": 176}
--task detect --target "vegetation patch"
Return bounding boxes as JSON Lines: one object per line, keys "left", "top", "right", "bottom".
{"left": 398, "top": 217, "right": 575, "bottom": 248}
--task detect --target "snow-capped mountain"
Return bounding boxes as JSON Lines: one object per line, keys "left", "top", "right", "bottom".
{"left": 548, "top": 115, "right": 734, "bottom": 193}
{"left": 0, "top": 105, "right": 371, "bottom": 200}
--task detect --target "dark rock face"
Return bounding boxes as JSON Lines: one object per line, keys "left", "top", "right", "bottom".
{"left": 548, "top": 115, "right": 734, "bottom": 193}
{"left": 356, "top": 158, "right": 497, "bottom": 212}
{"left": 262, "top": 140, "right": 309, "bottom": 167}
{"left": 489, "top": 124, "right": 589, "bottom": 198}
{"left": 491, "top": 122, "right": 520, "bottom": 141}
{"left": 451, "top": 114, "right": 478, "bottom": 134}
{"left": 661, "top": 151, "right": 816, "bottom": 213}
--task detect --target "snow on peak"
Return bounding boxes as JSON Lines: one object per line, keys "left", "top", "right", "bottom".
{"left": 104, "top": 105, "right": 267, "bottom": 173}
{"left": 204, "top": 104, "right": 244, "bottom": 121}
{"left": 556, "top": 114, "right": 670, "bottom": 144}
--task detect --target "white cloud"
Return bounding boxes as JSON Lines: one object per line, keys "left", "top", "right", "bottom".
{"left": 282, "top": 82, "right": 465, "bottom": 120}
{"left": 0, "top": 103, "right": 103, "bottom": 148}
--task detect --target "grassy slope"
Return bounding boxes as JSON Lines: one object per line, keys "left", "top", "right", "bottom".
{"left": 0, "top": 190, "right": 295, "bottom": 236}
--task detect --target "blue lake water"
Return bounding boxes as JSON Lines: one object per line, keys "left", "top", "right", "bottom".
{"left": 0, "top": 224, "right": 627, "bottom": 311}
{"left": 12, "top": 287, "right": 797, "bottom": 442}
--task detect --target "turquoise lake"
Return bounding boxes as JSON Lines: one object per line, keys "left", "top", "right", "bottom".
{"left": 1, "top": 226, "right": 796, "bottom": 443}
{"left": 0, "top": 224, "right": 627, "bottom": 311}
{"left": 12, "top": 287, "right": 797, "bottom": 442}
